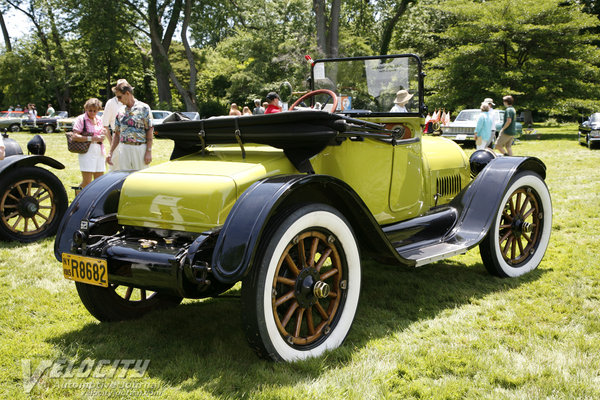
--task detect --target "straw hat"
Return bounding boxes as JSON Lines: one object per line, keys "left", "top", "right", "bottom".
{"left": 394, "top": 90, "right": 413, "bottom": 105}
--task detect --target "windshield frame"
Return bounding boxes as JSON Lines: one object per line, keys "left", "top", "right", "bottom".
{"left": 310, "top": 54, "right": 425, "bottom": 117}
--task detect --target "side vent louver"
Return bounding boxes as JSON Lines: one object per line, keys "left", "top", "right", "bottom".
{"left": 436, "top": 175, "right": 462, "bottom": 198}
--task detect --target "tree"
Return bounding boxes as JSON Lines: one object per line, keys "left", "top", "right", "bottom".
{"left": 427, "top": 0, "right": 600, "bottom": 117}
{"left": 0, "top": 8, "right": 12, "bottom": 51}
{"left": 314, "top": 0, "right": 341, "bottom": 58}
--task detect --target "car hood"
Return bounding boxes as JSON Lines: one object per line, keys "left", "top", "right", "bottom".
{"left": 117, "top": 146, "right": 296, "bottom": 232}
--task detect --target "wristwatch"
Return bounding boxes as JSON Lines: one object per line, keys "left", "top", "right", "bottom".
{"left": 87, "top": 136, "right": 92, "bottom": 142}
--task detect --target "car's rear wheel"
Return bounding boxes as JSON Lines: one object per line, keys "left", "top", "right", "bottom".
{"left": 75, "top": 282, "right": 183, "bottom": 321}
{"left": 43, "top": 124, "right": 55, "bottom": 134}
{"left": 480, "top": 171, "right": 552, "bottom": 277}
{"left": 242, "top": 204, "right": 361, "bottom": 361}
{"left": 8, "top": 124, "right": 20, "bottom": 132}
{"left": 0, "top": 166, "right": 68, "bottom": 242}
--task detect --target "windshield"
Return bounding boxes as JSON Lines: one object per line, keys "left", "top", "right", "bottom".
{"left": 455, "top": 109, "right": 501, "bottom": 123}
{"left": 590, "top": 113, "right": 600, "bottom": 123}
{"left": 310, "top": 54, "right": 424, "bottom": 115}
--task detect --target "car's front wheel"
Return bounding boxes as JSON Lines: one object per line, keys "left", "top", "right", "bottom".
{"left": 480, "top": 171, "right": 552, "bottom": 277}
{"left": 75, "top": 282, "right": 183, "bottom": 321}
{"left": 242, "top": 204, "right": 361, "bottom": 361}
{"left": 8, "top": 124, "right": 20, "bottom": 132}
{"left": 0, "top": 166, "right": 68, "bottom": 242}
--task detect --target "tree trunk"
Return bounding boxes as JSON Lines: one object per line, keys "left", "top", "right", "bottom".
{"left": 313, "top": 0, "right": 327, "bottom": 56}
{"left": 379, "top": 0, "right": 415, "bottom": 56}
{"left": 180, "top": 0, "right": 198, "bottom": 111}
{"left": 327, "top": 0, "right": 341, "bottom": 58}
{"left": 0, "top": 10, "right": 12, "bottom": 52}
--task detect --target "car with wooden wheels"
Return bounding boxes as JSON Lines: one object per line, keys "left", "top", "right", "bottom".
{"left": 54, "top": 54, "right": 552, "bottom": 362}
{"left": 0, "top": 133, "right": 68, "bottom": 242}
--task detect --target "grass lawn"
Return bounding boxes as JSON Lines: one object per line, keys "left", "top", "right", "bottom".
{"left": 1, "top": 123, "right": 599, "bottom": 399}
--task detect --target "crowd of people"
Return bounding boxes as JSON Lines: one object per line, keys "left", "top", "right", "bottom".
{"left": 228, "top": 92, "right": 281, "bottom": 116}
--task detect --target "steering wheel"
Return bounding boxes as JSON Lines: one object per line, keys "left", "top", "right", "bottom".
{"left": 289, "top": 89, "right": 338, "bottom": 112}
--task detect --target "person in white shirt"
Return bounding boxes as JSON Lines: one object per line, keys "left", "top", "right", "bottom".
{"left": 390, "top": 90, "right": 413, "bottom": 113}
{"left": 102, "top": 80, "right": 125, "bottom": 171}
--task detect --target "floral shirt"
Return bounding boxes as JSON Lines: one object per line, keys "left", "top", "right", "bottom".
{"left": 115, "top": 100, "right": 152, "bottom": 143}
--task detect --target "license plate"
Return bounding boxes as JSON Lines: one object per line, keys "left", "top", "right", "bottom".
{"left": 456, "top": 134, "right": 467, "bottom": 140}
{"left": 62, "top": 253, "right": 108, "bottom": 287}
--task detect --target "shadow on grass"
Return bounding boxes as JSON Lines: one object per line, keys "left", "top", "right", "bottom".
{"left": 49, "top": 259, "right": 544, "bottom": 396}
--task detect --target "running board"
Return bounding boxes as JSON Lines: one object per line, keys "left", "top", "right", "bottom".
{"left": 397, "top": 242, "right": 470, "bottom": 267}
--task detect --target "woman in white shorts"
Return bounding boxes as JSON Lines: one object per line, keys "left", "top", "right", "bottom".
{"left": 71, "top": 98, "right": 107, "bottom": 189}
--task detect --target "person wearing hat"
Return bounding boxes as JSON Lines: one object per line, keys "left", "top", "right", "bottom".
{"left": 390, "top": 90, "right": 413, "bottom": 113}
{"left": 265, "top": 92, "right": 282, "bottom": 114}
{"left": 102, "top": 79, "right": 126, "bottom": 171}
{"left": 483, "top": 97, "right": 496, "bottom": 148}
{"left": 474, "top": 102, "right": 493, "bottom": 150}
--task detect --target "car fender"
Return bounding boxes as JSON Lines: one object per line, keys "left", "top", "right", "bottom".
{"left": 0, "top": 155, "right": 65, "bottom": 175}
{"left": 447, "top": 155, "right": 546, "bottom": 248}
{"left": 54, "top": 171, "right": 132, "bottom": 261}
{"left": 211, "top": 174, "right": 409, "bottom": 284}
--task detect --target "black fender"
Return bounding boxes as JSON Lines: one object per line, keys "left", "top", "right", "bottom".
{"left": 211, "top": 174, "right": 410, "bottom": 284}
{"left": 0, "top": 155, "right": 65, "bottom": 174}
{"left": 54, "top": 171, "right": 132, "bottom": 261}
{"left": 396, "top": 155, "right": 547, "bottom": 265}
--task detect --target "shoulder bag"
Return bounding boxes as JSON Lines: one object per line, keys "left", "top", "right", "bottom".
{"left": 66, "top": 117, "right": 92, "bottom": 154}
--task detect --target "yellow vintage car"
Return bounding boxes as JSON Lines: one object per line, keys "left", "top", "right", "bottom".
{"left": 55, "top": 55, "right": 552, "bottom": 361}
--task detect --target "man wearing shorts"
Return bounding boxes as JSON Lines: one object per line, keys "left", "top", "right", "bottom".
{"left": 106, "top": 80, "right": 153, "bottom": 171}
{"left": 495, "top": 95, "right": 516, "bottom": 156}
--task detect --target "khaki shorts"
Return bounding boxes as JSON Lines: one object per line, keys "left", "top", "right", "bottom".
{"left": 495, "top": 132, "right": 514, "bottom": 148}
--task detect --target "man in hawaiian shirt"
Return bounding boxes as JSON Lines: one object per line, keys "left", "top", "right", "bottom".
{"left": 106, "top": 79, "right": 153, "bottom": 170}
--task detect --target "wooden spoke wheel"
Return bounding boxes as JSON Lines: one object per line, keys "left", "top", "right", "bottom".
{"left": 480, "top": 171, "right": 552, "bottom": 277}
{"left": 272, "top": 231, "right": 344, "bottom": 346}
{"left": 0, "top": 166, "right": 67, "bottom": 242}
{"left": 75, "top": 280, "right": 182, "bottom": 322}
{"left": 498, "top": 188, "right": 541, "bottom": 265}
{"left": 242, "top": 204, "right": 361, "bottom": 361}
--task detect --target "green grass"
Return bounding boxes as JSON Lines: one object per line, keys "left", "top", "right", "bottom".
{"left": 1, "top": 124, "right": 599, "bottom": 399}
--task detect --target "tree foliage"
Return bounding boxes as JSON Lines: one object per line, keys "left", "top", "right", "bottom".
{"left": 0, "top": 0, "right": 599, "bottom": 119}
{"left": 427, "top": 0, "right": 600, "bottom": 117}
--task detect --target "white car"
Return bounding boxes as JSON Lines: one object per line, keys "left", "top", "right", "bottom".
{"left": 442, "top": 109, "right": 521, "bottom": 143}
{"left": 151, "top": 110, "right": 172, "bottom": 126}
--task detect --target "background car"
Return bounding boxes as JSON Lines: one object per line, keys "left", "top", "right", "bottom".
{"left": 441, "top": 109, "right": 522, "bottom": 144}
{"left": 578, "top": 112, "right": 600, "bottom": 149}
{"left": 181, "top": 111, "right": 200, "bottom": 120}
{"left": 151, "top": 110, "right": 172, "bottom": 125}
{"left": 0, "top": 113, "right": 27, "bottom": 132}
{"left": 22, "top": 111, "right": 68, "bottom": 133}
{"left": 58, "top": 111, "right": 102, "bottom": 132}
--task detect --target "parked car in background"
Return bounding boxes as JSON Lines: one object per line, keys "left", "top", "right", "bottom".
{"left": 181, "top": 111, "right": 200, "bottom": 120}
{"left": 441, "top": 109, "right": 522, "bottom": 144}
{"left": 0, "top": 113, "right": 27, "bottom": 132}
{"left": 151, "top": 110, "right": 172, "bottom": 126}
{"left": 578, "top": 113, "right": 600, "bottom": 149}
{"left": 58, "top": 111, "right": 102, "bottom": 132}
{"left": 22, "top": 111, "right": 68, "bottom": 133}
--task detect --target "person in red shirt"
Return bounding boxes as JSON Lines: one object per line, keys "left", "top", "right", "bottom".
{"left": 264, "top": 92, "right": 282, "bottom": 114}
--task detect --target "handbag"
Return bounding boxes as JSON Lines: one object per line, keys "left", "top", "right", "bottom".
{"left": 66, "top": 118, "right": 92, "bottom": 154}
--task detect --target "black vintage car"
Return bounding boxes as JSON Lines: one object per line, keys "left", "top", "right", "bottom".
{"left": 22, "top": 111, "right": 68, "bottom": 134}
{"left": 0, "top": 133, "right": 68, "bottom": 241}
{"left": 578, "top": 113, "right": 600, "bottom": 149}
